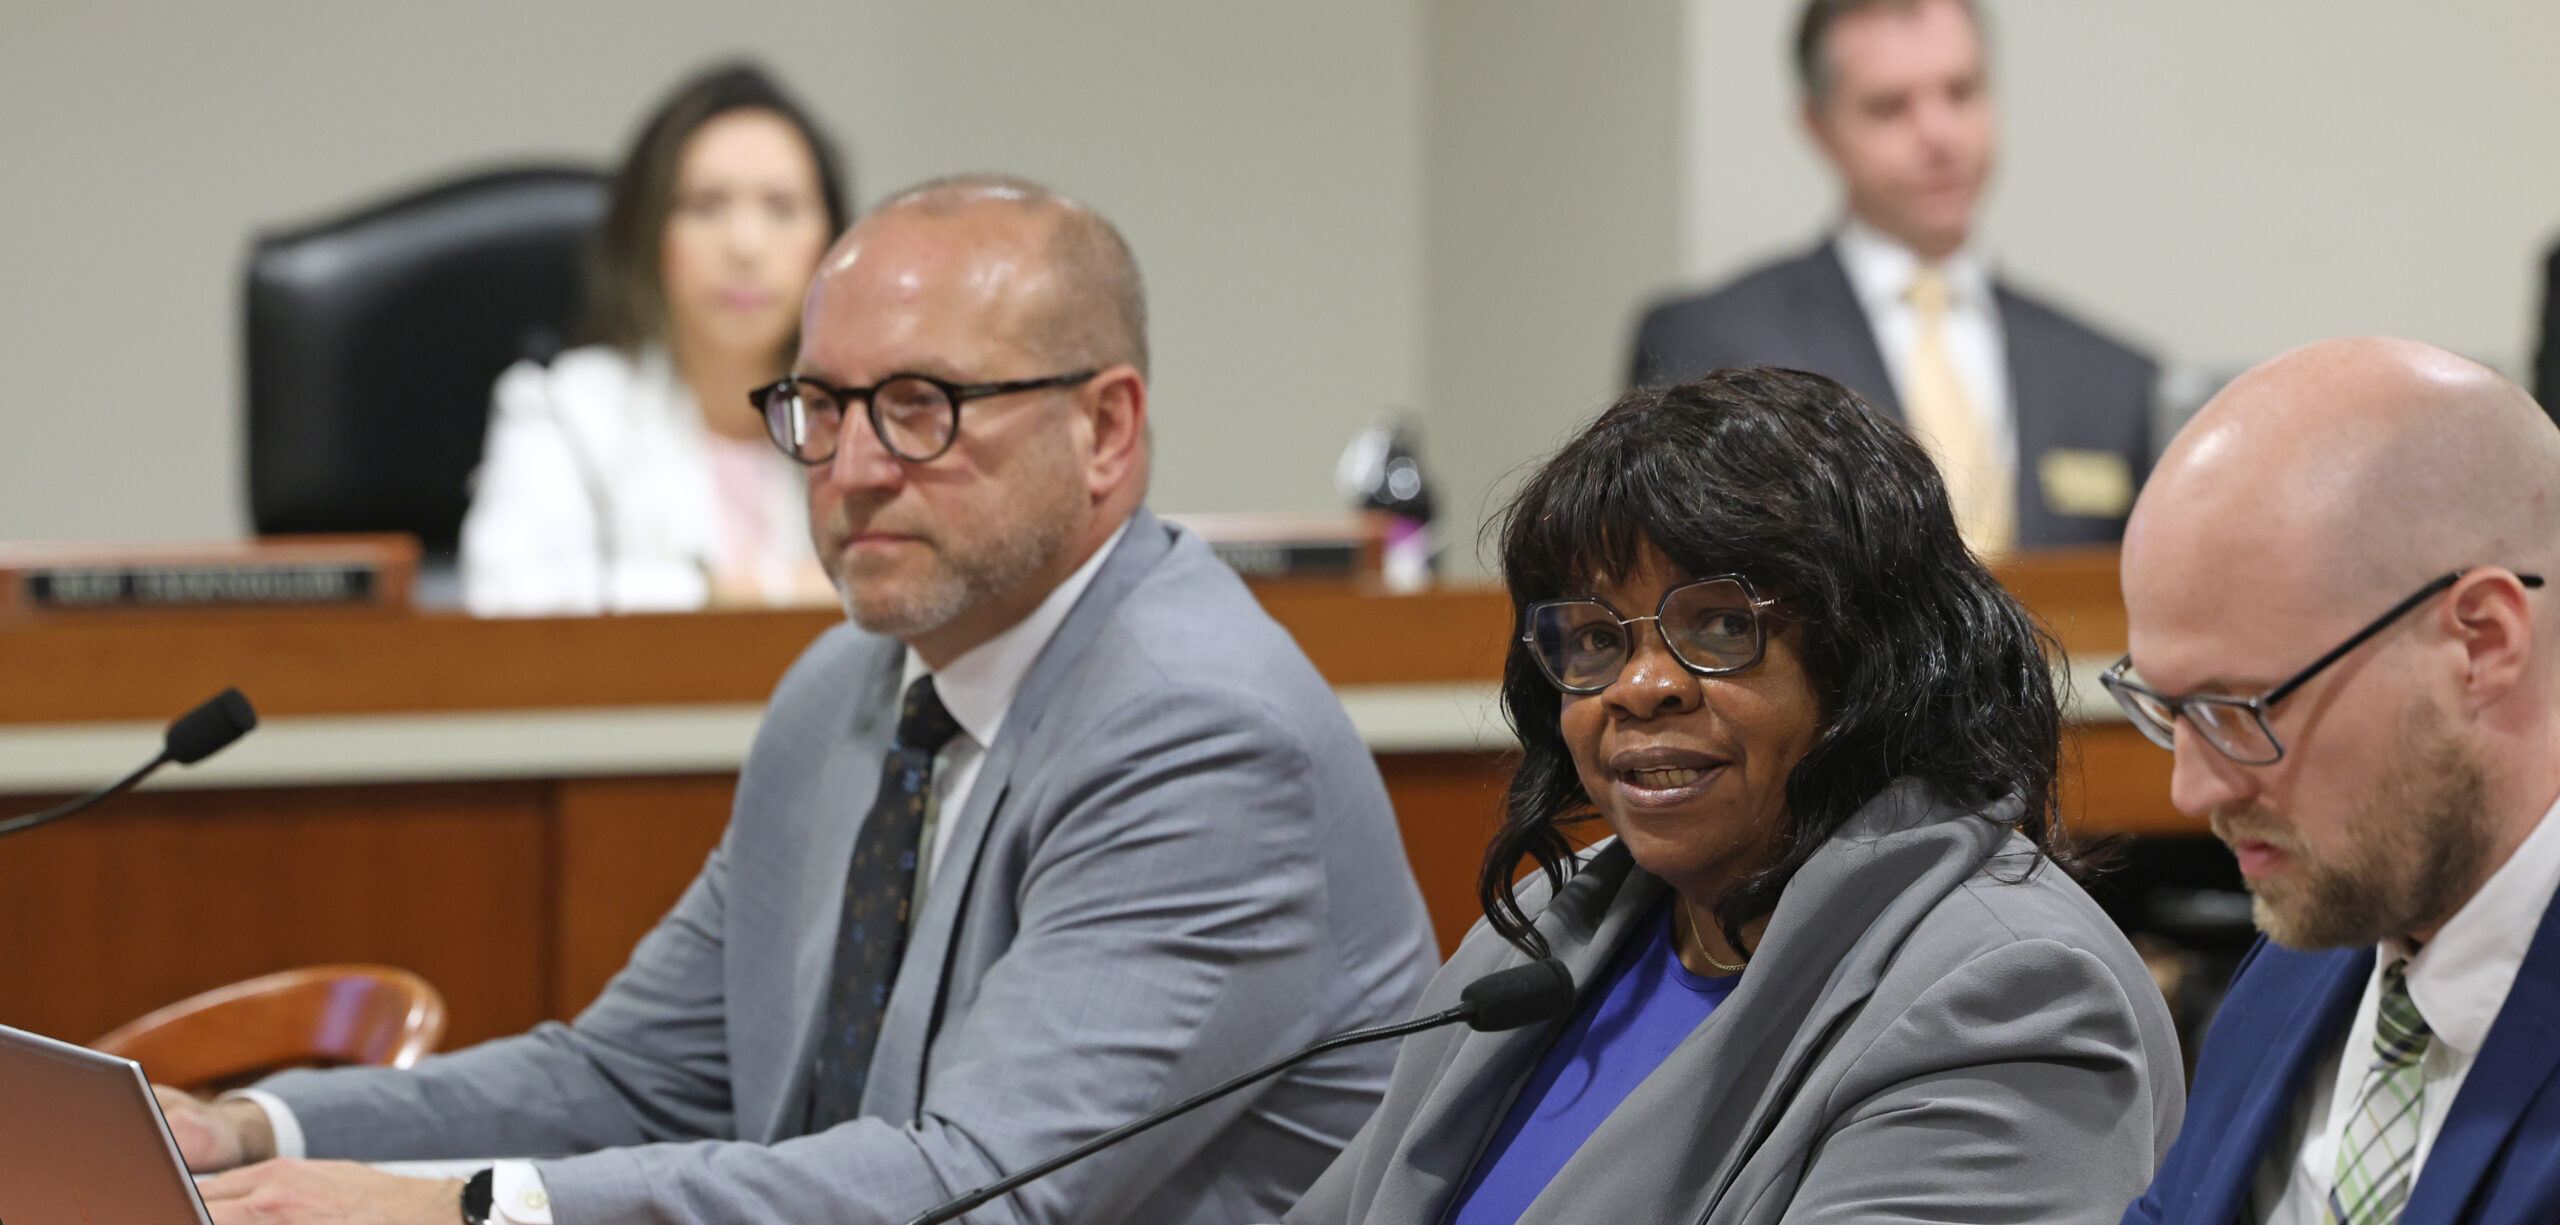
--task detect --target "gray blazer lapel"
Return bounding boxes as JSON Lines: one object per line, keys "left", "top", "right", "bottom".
{"left": 1355, "top": 852, "right": 1662, "bottom": 1219}
{"left": 754, "top": 644, "right": 904, "bottom": 1142}
{"left": 858, "top": 508, "right": 1181, "bottom": 1123}
{"left": 1794, "top": 241, "right": 1901, "bottom": 419}
{"left": 1516, "top": 782, "right": 2015, "bottom": 1224}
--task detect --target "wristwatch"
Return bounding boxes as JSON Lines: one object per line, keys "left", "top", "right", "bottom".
{"left": 461, "top": 1168, "right": 495, "bottom": 1225}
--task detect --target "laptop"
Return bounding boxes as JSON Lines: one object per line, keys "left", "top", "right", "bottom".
{"left": 0, "top": 1023, "right": 214, "bottom": 1225}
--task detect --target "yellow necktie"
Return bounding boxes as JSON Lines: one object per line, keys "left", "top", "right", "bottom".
{"left": 1903, "top": 267, "right": 2014, "bottom": 557}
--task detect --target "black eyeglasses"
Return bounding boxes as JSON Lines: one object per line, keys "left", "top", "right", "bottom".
{"left": 1521, "top": 575, "right": 1784, "bottom": 695}
{"left": 749, "top": 369, "right": 1099, "bottom": 464}
{"left": 2100, "top": 568, "right": 2545, "bottom": 765}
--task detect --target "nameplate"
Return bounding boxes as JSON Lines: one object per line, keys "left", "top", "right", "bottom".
{"left": 1208, "top": 539, "right": 1364, "bottom": 578}
{"left": 0, "top": 535, "right": 417, "bottom": 617}
{"left": 21, "top": 562, "right": 380, "bottom": 609}
{"left": 1165, "top": 511, "right": 1386, "bottom": 582}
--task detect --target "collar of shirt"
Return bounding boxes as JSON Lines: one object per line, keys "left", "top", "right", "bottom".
{"left": 2387, "top": 790, "right": 2560, "bottom": 1057}
{"left": 1833, "top": 213, "right": 1994, "bottom": 319}
{"left": 898, "top": 517, "right": 1131, "bottom": 750}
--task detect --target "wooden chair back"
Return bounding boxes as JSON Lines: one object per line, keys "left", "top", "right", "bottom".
{"left": 92, "top": 964, "right": 446, "bottom": 1093}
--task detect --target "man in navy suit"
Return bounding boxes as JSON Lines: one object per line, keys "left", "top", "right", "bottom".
{"left": 1628, "top": 0, "right": 2155, "bottom": 553}
{"left": 2108, "top": 336, "right": 2560, "bottom": 1225}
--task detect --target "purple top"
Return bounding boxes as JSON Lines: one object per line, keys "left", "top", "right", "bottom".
{"left": 1443, "top": 900, "right": 1740, "bottom": 1225}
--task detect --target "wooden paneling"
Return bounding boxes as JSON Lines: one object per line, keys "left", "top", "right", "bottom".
{"left": 2064, "top": 723, "right": 2188, "bottom": 838}
{"left": 0, "top": 550, "right": 2188, "bottom": 1043}
{"left": 552, "top": 776, "right": 736, "bottom": 1018}
{"left": 0, "top": 608, "right": 840, "bottom": 724}
{"left": 1996, "top": 546, "right": 2128, "bottom": 656}
{"left": 0, "top": 553, "right": 2135, "bottom": 727}
{"left": 0, "top": 583, "right": 1503, "bottom": 727}
{"left": 0, "top": 783, "right": 549, "bottom": 1049}
{"left": 0, "top": 734, "right": 2182, "bottom": 1054}
{"left": 1376, "top": 752, "right": 1514, "bottom": 954}
{"left": 1252, "top": 585, "right": 1512, "bottom": 687}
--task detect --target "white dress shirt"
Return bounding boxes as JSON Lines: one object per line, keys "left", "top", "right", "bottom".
{"left": 898, "top": 519, "right": 1127, "bottom": 916}
{"left": 1831, "top": 216, "right": 2014, "bottom": 471}
{"left": 236, "top": 521, "right": 1132, "bottom": 1223}
{"left": 2254, "top": 792, "right": 2560, "bottom": 1224}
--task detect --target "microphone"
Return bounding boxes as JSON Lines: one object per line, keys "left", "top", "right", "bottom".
{"left": 0, "top": 688, "right": 258, "bottom": 840}
{"left": 904, "top": 957, "right": 1575, "bottom": 1225}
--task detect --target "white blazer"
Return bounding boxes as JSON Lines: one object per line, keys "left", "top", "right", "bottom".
{"left": 459, "top": 345, "right": 823, "bottom": 616}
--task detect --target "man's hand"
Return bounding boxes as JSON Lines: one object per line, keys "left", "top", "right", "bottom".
{"left": 196, "top": 1159, "right": 464, "bottom": 1225}
{"left": 154, "top": 1086, "right": 276, "bottom": 1172}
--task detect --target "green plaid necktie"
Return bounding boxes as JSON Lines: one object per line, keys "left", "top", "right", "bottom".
{"left": 2327, "top": 959, "right": 2432, "bottom": 1225}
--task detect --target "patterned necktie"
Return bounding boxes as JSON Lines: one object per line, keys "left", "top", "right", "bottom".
{"left": 2328, "top": 959, "right": 2433, "bottom": 1225}
{"left": 1902, "top": 267, "right": 2016, "bottom": 557}
{"left": 804, "top": 675, "right": 965, "bottom": 1131}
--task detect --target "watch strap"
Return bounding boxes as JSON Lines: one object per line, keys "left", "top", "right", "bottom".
{"left": 461, "top": 1167, "right": 496, "bottom": 1225}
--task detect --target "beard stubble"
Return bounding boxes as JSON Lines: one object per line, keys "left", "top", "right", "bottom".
{"left": 2212, "top": 694, "right": 2494, "bottom": 949}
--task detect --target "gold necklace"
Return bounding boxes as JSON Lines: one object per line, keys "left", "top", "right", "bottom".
{"left": 1677, "top": 899, "right": 1747, "bottom": 974}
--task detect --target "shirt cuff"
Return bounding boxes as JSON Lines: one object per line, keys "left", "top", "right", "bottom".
{"left": 491, "top": 1161, "right": 554, "bottom": 1225}
{"left": 218, "top": 1088, "right": 305, "bottom": 1161}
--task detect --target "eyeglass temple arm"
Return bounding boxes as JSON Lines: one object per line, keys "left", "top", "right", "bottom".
{"left": 2260, "top": 570, "right": 2545, "bottom": 708}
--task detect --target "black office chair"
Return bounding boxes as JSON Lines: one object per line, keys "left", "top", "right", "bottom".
{"left": 245, "top": 166, "right": 609, "bottom": 556}
{"left": 2536, "top": 234, "right": 2560, "bottom": 420}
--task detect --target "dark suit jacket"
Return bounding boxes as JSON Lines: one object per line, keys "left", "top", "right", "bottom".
{"left": 1629, "top": 239, "right": 2158, "bottom": 548}
{"left": 2533, "top": 236, "right": 2559, "bottom": 415}
{"left": 2121, "top": 894, "right": 2560, "bottom": 1225}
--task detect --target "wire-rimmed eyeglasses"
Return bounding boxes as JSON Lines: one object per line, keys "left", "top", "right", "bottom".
{"left": 2099, "top": 568, "right": 2545, "bottom": 765}
{"left": 1520, "top": 575, "right": 1785, "bottom": 695}
{"left": 749, "top": 369, "right": 1099, "bottom": 465}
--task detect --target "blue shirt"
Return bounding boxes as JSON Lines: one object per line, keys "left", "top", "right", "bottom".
{"left": 1444, "top": 900, "right": 1741, "bottom": 1225}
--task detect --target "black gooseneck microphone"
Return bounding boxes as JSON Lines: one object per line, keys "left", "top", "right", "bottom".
{"left": 903, "top": 957, "right": 1576, "bottom": 1225}
{"left": 0, "top": 688, "right": 259, "bottom": 840}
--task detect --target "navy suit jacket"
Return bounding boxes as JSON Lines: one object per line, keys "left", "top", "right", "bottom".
{"left": 2123, "top": 892, "right": 2560, "bottom": 1225}
{"left": 1628, "top": 239, "right": 2157, "bottom": 548}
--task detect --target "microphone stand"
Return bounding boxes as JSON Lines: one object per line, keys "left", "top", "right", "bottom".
{"left": 903, "top": 1005, "right": 1472, "bottom": 1225}
{"left": 0, "top": 757, "right": 164, "bottom": 840}
{"left": 0, "top": 688, "right": 259, "bottom": 841}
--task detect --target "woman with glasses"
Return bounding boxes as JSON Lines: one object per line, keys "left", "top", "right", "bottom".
{"left": 459, "top": 62, "right": 850, "bottom": 615}
{"left": 1285, "top": 367, "right": 2182, "bottom": 1225}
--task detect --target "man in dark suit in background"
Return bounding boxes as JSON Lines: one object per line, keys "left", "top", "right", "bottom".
{"left": 1628, "top": 0, "right": 2155, "bottom": 554}
{"left": 2113, "top": 337, "right": 2560, "bottom": 1225}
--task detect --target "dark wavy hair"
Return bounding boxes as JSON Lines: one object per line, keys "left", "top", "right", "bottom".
{"left": 582, "top": 61, "right": 853, "bottom": 354}
{"left": 1480, "top": 366, "right": 2072, "bottom": 959}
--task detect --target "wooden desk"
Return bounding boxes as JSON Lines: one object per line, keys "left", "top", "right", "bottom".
{"left": 0, "top": 553, "right": 2180, "bottom": 1052}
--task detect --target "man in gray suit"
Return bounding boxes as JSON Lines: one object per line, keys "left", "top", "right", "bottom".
{"left": 158, "top": 176, "right": 1440, "bottom": 1225}
{"left": 1628, "top": 0, "right": 2156, "bottom": 551}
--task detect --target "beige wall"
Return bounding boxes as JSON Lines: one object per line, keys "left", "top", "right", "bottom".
{"left": 1681, "top": 0, "right": 2560, "bottom": 377}
{"left": 0, "top": 1, "right": 1425, "bottom": 543}
{"left": 9, "top": 3, "right": 2558, "bottom": 557}
{"left": 1423, "top": 0, "right": 1685, "bottom": 576}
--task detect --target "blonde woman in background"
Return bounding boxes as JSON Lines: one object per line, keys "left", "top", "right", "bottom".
{"left": 462, "top": 62, "right": 850, "bottom": 615}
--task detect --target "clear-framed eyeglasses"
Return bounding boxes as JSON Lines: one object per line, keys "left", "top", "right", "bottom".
{"left": 1520, "top": 575, "right": 1785, "bottom": 695}
{"left": 2099, "top": 567, "right": 2544, "bottom": 765}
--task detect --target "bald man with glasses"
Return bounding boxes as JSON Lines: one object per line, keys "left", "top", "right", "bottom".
{"left": 2115, "top": 337, "right": 2560, "bottom": 1225}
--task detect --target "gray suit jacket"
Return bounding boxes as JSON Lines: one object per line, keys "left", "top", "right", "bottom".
{"left": 261, "top": 508, "right": 1441, "bottom": 1225}
{"left": 1285, "top": 780, "right": 2185, "bottom": 1225}
{"left": 1628, "top": 240, "right": 2158, "bottom": 548}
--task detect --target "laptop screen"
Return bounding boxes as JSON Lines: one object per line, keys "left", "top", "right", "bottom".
{"left": 0, "top": 1024, "right": 213, "bottom": 1225}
